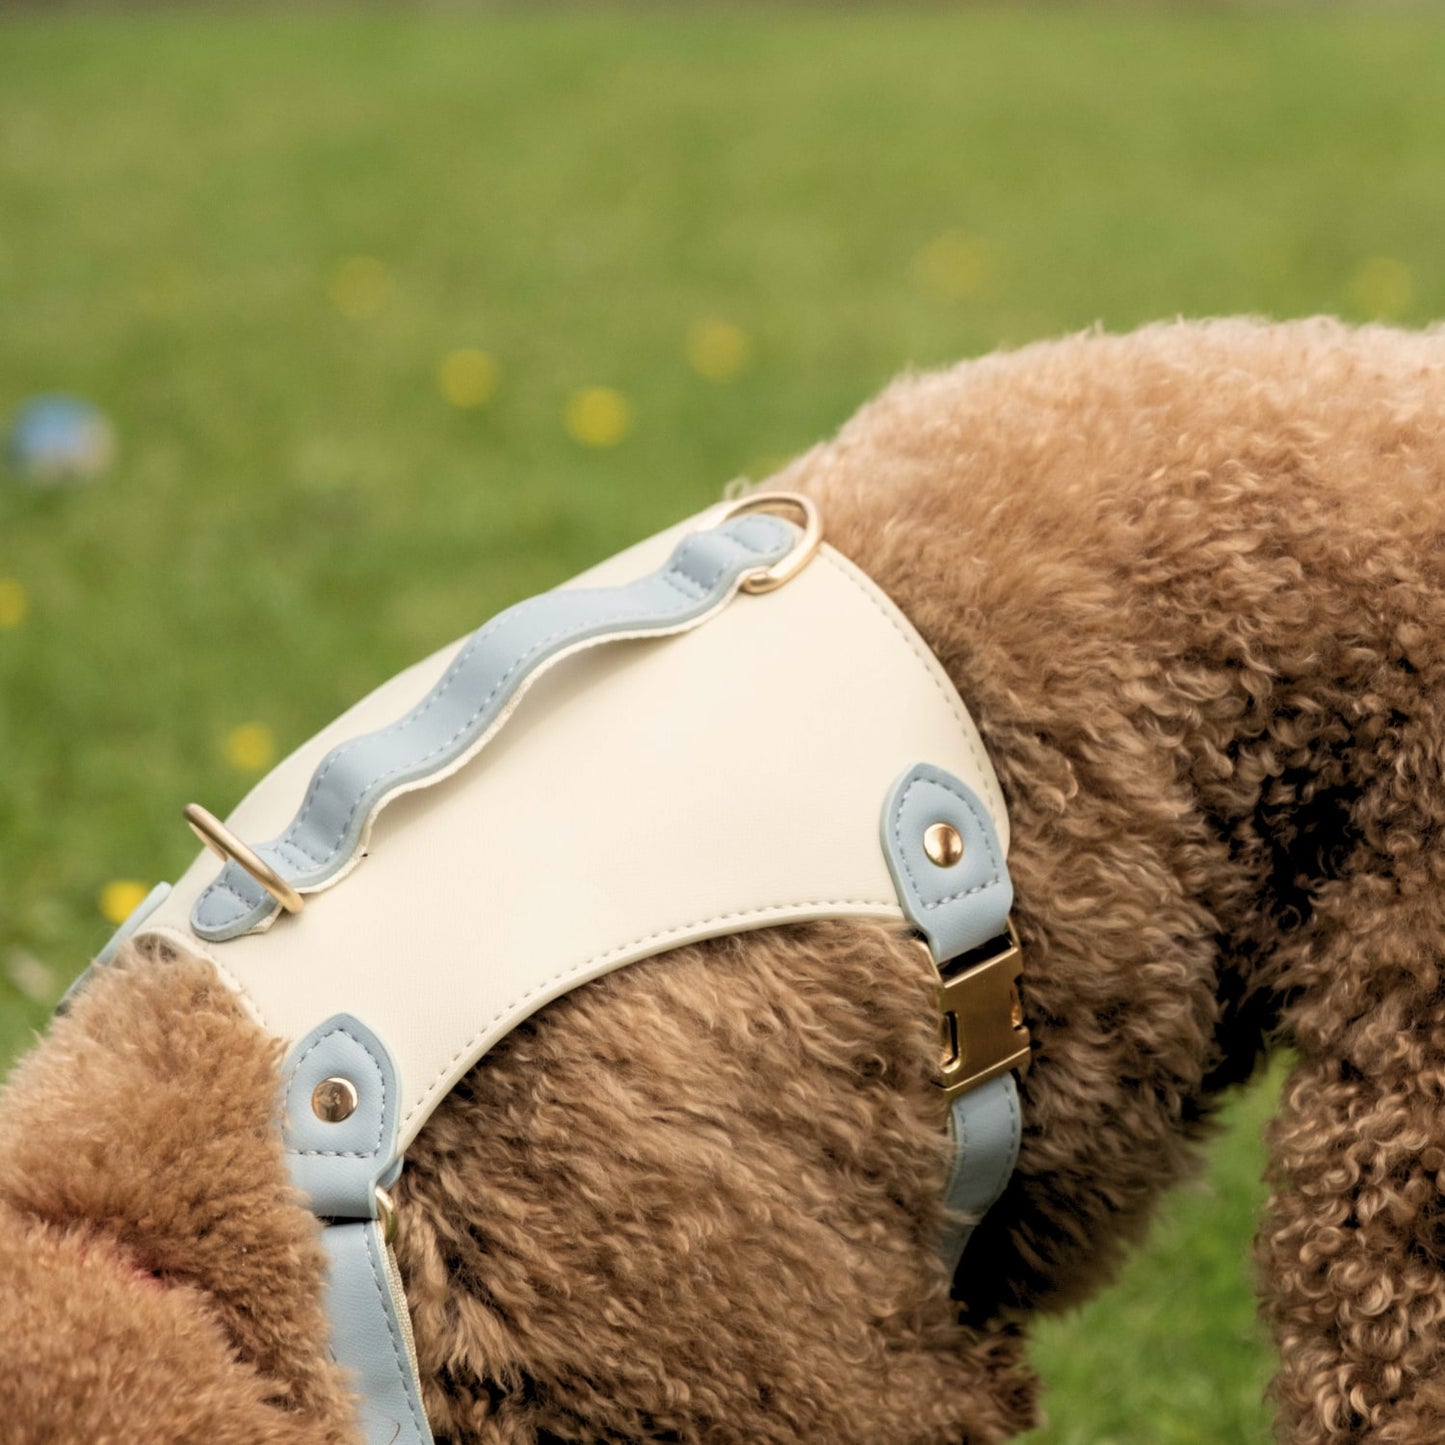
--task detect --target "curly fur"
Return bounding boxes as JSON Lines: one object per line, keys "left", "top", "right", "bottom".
{"left": 0, "top": 937, "right": 358, "bottom": 1442}
{"left": 4, "top": 317, "right": 1445, "bottom": 1441}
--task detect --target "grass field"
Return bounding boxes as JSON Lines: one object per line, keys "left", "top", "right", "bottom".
{"left": 4, "top": 7, "right": 1445, "bottom": 1439}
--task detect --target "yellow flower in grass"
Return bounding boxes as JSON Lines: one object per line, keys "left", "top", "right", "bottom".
{"left": 99, "top": 879, "right": 150, "bottom": 927}
{"left": 566, "top": 387, "right": 632, "bottom": 448}
{"left": 439, "top": 348, "right": 499, "bottom": 409}
{"left": 687, "top": 319, "right": 751, "bottom": 382}
{"left": 224, "top": 722, "right": 276, "bottom": 773}
{"left": 0, "top": 578, "right": 28, "bottom": 629}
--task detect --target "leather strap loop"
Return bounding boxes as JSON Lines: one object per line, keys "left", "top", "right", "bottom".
{"left": 282, "top": 1013, "right": 401, "bottom": 1220}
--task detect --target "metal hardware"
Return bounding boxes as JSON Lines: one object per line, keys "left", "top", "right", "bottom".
{"left": 922, "top": 821, "right": 964, "bottom": 868}
{"left": 917, "top": 921, "right": 1031, "bottom": 1101}
{"left": 183, "top": 803, "right": 304, "bottom": 916}
{"left": 374, "top": 1185, "right": 399, "bottom": 1247}
{"left": 710, "top": 491, "right": 823, "bottom": 594}
{"left": 312, "top": 1076, "right": 359, "bottom": 1123}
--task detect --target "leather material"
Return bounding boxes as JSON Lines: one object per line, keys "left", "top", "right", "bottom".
{"left": 880, "top": 762, "right": 1013, "bottom": 962}
{"left": 138, "top": 504, "right": 1009, "bottom": 1154}
{"left": 943, "top": 1076, "right": 1021, "bottom": 1273}
{"left": 282, "top": 1014, "right": 400, "bottom": 1221}
{"left": 283, "top": 1020, "right": 424, "bottom": 1440}
{"left": 192, "top": 513, "right": 798, "bottom": 941}
{"left": 880, "top": 763, "right": 1021, "bottom": 1272}
{"left": 323, "top": 1221, "right": 433, "bottom": 1445}
{"left": 119, "top": 509, "right": 1021, "bottom": 1441}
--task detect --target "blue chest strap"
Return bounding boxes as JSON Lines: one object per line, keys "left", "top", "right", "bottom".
{"left": 881, "top": 763, "right": 1029, "bottom": 1276}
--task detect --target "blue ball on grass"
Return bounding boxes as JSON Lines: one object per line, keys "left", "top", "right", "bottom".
{"left": 5, "top": 395, "right": 117, "bottom": 485}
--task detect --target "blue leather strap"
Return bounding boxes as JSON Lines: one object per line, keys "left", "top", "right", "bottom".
{"left": 881, "top": 762, "right": 1013, "bottom": 960}
{"left": 880, "top": 762, "right": 1022, "bottom": 1269}
{"left": 942, "top": 1077, "right": 1021, "bottom": 1275}
{"left": 191, "top": 512, "right": 797, "bottom": 942}
{"left": 323, "top": 1222, "right": 431, "bottom": 1445}
{"left": 281, "top": 1015, "right": 429, "bottom": 1443}
{"left": 282, "top": 1014, "right": 402, "bottom": 1219}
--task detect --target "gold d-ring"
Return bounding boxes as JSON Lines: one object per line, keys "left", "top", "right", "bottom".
{"left": 375, "top": 1185, "right": 399, "bottom": 1247}
{"left": 710, "top": 492, "right": 823, "bottom": 594}
{"left": 183, "top": 803, "right": 305, "bottom": 915}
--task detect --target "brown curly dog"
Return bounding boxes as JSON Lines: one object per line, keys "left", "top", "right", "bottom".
{"left": 2, "top": 316, "right": 1442, "bottom": 1443}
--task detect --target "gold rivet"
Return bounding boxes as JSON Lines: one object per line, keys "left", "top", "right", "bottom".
{"left": 923, "top": 822, "right": 964, "bottom": 868}
{"left": 312, "top": 1076, "right": 359, "bottom": 1123}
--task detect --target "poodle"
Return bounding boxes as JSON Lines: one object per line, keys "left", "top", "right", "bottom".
{"left": 3, "top": 316, "right": 1442, "bottom": 1444}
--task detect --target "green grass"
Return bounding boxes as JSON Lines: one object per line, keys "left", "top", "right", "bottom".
{"left": 4, "top": 7, "right": 1445, "bottom": 1439}
{"left": 1028, "top": 1062, "right": 1285, "bottom": 1444}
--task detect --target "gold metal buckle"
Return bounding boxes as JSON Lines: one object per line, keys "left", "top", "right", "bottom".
{"left": 183, "top": 803, "right": 305, "bottom": 916}
{"left": 708, "top": 491, "right": 823, "bottom": 594}
{"left": 922, "top": 921, "right": 1031, "bottom": 1101}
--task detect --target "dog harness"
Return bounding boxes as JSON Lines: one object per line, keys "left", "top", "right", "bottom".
{"left": 87, "top": 495, "right": 1030, "bottom": 1445}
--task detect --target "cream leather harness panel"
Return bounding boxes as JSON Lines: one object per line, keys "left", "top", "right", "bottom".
{"left": 140, "top": 510, "right": 1006, "bottom": 1153}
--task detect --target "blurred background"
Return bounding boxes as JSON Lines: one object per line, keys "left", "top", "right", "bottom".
{"left": 3, "top": 6, "right": 1443, "bottom": 1440}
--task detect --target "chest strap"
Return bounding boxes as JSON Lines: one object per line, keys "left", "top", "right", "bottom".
{"left": 882, "top": 763, "right": 1029, "bottom": 1274}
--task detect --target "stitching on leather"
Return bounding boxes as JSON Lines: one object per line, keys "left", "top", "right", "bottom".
{"left": 275, "top": 838, "right": 319, "bottom": 873}
{"left": 284, "top": 1025, "right": 387, "bottom": 1160}
{"left": 199, "top": 516, "right": 788, "bottom": 927}
{"left": 956, "top": 1096, "right": 972, "bottom": 1193}
{"left": 402, "top": 895, "right": 898, "bottom": 1131}
{"left": 953, "top": 1080, "right": 1023, "bottom": 1225}
{"left": 193, "top": 875, "right": 264, "bottom": 933}
{"left": 983, "top": 1081, "right": 1022, "bottom": 1201}
{"left": 959, "top": 1082, "right": 1020, "bottom": 1211}
{"left": 360, "top": 1227, "right": 429, "bottom": 1440}
{"left": 197, "top": 877, "right": 258, "bottom": 915}
{"left": 890, "top": 772, "right": 1003, "bottom": 911}
{"left": 284, "top": 518, "right": 781, "bottom": 859}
